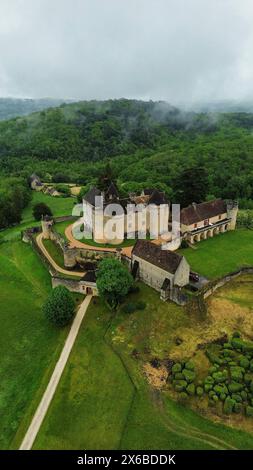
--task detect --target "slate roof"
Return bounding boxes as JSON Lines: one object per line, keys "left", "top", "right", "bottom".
{"left": 148, "top": 189, "right": 168, "bottom": 205}
{"left": 105, "top": 181, "right": 119, "bottom": 199}
{"left": 132, "top": 240, "right": 183, "bottom": 274}
{"left": 181, "top": 199, "right": 227, "bottom": 225}
{"left": 83, "top": 186, "right": 102, "bottom": 206}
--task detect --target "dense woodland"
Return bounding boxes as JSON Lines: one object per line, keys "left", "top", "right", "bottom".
{"left": 0, "top": 98, "right": 253, "bottom": 228}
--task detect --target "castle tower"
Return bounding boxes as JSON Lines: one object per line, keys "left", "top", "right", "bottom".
{"left": 41, "top": 215, "right": 54, "bottom": 239}
{"left": 227, "top": 200, "right": 238, "bottom": 231}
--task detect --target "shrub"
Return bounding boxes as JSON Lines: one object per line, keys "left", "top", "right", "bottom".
{"left": 43, "top": 286, "right": 75, "bottom": 327}
{"left": 196, "top": 386, "right": 204, "bottom": 397}
{"left": 182, "top": 369, "right": 196, "bottom": 383}
{"left": 174, "top": 380, "right": 187, "bottom": 392}
{"left": 204, "top": 383, "right": 213, "bottom": 392}
{"left": 250, "top": 381, "right": 253, "bottom": 393}
{"left": 250, "top": 360, "right": 253, "bottom": 372}
{"left": 220, "top": 393, "right": 227, "bottom": 401}
{"left": 223, "top": 342, "right": 232, "bottom": 349}
{"left": 212, "top": 394, "right": 219, "bottom": 402}
{"left": 214, "top": 384, "right": 228, "bottom": 396}
{"left": 178, "top": 392, "right": 188, "bottom": 402}
{"left": 135, "top": 300, "right": 146, "bottom": 310}
{"left": 228, "top": 382, "right": 243, "bottom": 393}
{"left": 33, "top": 202, "right": 52, "bottom": 221}
{"left": 174, "top": 372, "right": 184, "bottom": 380}
{"left": 224, "top": 397, "right": 235, "bottom": 415}
{"left": 245, "top": 406, "right": 253, "bottom": 417}
{"left": 231, "top": 337, "right": 245, "bottom": 351}
{"left": 186, "top": 383, "right": 195, "bottom": 396}
{"left": 240, "top": 357, "right": 250, "bottom": 369}
{"left": 122, "top": 302, "right": 136, "bottom": 314}
{"left": 232, "top": 331, "right": 241, "bottom": 339}
{"left": 212, "top": 371, "right": 226, "bottom": 384}
{"left": 231, "top": 393, "right": 242, "bottom": 403}
{"left": 185, "top": 361, "right": 195, "bottom": 371}
{"left": 241, "top": 390, "right": 248, "bottom": 401}
{"left": 205, "top": 375, "right": 214, "bottom": 384}
{"left": 230, "top": 366, "right": 244, "bottom": 382}
{"left": 244, "top": 373, "right": 253, "bottom": 385}
{"left": 234, "top": 403, "right": 243, "bottom": 414}
{"left": 172, "top": 363, "right": 182, "bottom": 374}
{"left": 206, "top": 349, "right": 222, "bottom": 365}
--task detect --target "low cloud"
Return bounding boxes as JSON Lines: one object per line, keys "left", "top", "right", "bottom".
{"left": 1, "top": 0, "right": 253, "bottom": 105}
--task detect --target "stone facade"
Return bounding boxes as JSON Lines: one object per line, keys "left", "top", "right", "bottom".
{"left": 132, "top": 240, "right": 190, "bottom": 304}
{"left": 181, "top": 199, "right": 238, "bottom": 244}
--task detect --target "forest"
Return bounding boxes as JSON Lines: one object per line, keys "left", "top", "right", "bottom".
{"left": 0, "top": 98, "right": 253, "bottom": 228}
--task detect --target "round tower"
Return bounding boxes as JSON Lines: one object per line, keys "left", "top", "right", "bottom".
{"left": 41, "top": 215, "right": 54, "bottom": 239}
{"left": 227, "top": 200, "right": 238, "bottom": 231}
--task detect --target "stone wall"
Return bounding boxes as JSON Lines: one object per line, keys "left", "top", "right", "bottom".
{"left": 202, "top": 267, "right": 253, "bottom": 299}
{"left": 52, "top": 276, "right": 98, "bottom": 295}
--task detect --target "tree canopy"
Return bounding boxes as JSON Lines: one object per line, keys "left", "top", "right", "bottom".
{"left": 96, "top": 258, "right": 133, "bottom": 309}
{"left": 33, "top": 202, "right": 53, "bottom": 221}
{"left": 43, "top": 286, "right": 75, "bottom": 327}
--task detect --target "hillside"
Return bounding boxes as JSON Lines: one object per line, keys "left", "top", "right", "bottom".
{"left": 0, "top": 99, "right": 253, "bottom": 205}
{"left": 0, "top": 98, "right": 69, "bottom": 121}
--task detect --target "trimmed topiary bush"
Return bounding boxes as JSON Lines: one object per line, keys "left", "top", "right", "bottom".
{"left": 234, "top": 403, "right": 243, "bottom": 414}
{"left": 212, "top": 371, "right": 226, "bottom": 384}
{"left": 172, "top": 363, "right": 182, "bottom": 374}
{"left": 224, "top": 397, "right": 235, "bottom": 415}
{"left": 185, "top": 361, "right": 195, "bottom": 371}
{"left": 246, "top": 406, "right": 253, "bottom": 417}
{"left": 228, "top": 382, "right": 243, "bottom": 393}
{"left": 174, "top": 380, "right": 187, "bottom": 392}
{"left": 196, "top": 386, "right": 204, "bottom": 397}
{"left": 174, "top": 372, "right": 184, "bottom": 380}
{"left": 239, "top": 357, "right": 250, "bottom": 369}
{"left": 230, "top": 366, "right": 244, "bottom": 382}
{"left": 182, "top": 368, "right": 196, "bottom": 383}
{"left": 43, "top": 286, "right": 75, "bottom": 327}
{"left": 186, "top": 383, "right": 195, "bottom": 396}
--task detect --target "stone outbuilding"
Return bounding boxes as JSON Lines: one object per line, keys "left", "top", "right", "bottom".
{"left": 131, "top": 240, "right": 190, "bottom": 304}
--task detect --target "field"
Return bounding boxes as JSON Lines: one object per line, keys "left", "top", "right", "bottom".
{"left": 179, "top": 229, "right": 253, "bottom": 279}
{"left": 22, "top": 191, "right": 76, "bottom": 223}
{"left": 0, "top": 240, "right": 70, "bottom": 449}
{"left": 34, "top": 283, "right": 253, "bottom": 450}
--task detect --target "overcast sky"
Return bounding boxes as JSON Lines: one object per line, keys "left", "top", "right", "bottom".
{"left": 1, "top": 0, "right": 253, "bottom": 104}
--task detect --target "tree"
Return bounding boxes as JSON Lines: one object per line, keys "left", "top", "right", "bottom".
{"left": 96, "top": 258, "right": 133, "bottom": 309}
{"left": 43, "top": 286, "right": 75, "bottom": 327}
{"left": 33, "top": 202, "right": 52, "bottom": 221}
{"left": 173, "top": 166, "right": 209, "bottom": 208}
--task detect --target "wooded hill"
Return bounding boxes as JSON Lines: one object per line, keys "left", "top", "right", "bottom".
{"left": 0, "top": 99, "right": 253, "bottom": 205}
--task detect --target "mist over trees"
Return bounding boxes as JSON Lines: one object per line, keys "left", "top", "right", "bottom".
{"left": 0, "top": 99, "right": 252, "bottom": 209}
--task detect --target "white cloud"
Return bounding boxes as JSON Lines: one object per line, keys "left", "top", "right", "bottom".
{"left": 0, "top": 0, "right": 253, "bottom": 103}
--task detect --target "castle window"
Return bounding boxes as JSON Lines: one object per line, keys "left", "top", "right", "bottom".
{"left": 194, "top": 223, "right": 197, "bottom": 229}
{"left": 219, "top": 215, "right": 221, "bottom": 220}
{"left": 204, "top": 219, "right": 209, "bottom": 226}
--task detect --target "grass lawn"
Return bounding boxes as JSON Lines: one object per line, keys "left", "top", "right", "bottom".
{"left": 34, "top": 284, "right": 253, "bottom": 449}
{"left": 54, "top": 220, "right": 73, "bottom": 240}
{"left": 22, "top": 192, "right": 76, "bottom": 223}
{"left": 42, "top": 239, "right": 65, "bottom": 269}
{"left": 0, "top": 239, "right": 71, "bottom": 449}
{"left": 179, "top": 228, "right": 253, "bottom": 279}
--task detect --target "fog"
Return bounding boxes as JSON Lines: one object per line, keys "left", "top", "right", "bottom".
{"left": 1, "top": 0, "right": 253, "bottom": 105}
